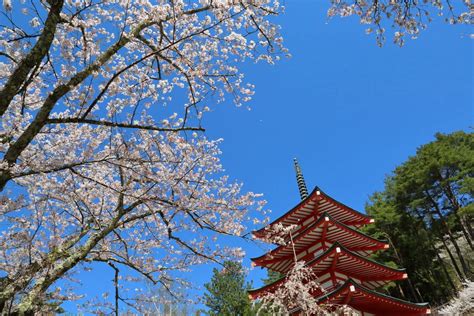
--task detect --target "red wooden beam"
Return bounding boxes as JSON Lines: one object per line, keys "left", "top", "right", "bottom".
{"left": 342, "top": 285, "right": 356, "bottom": 305}
{"left": 329, "top": 247, "right": 341, "bottom": 284}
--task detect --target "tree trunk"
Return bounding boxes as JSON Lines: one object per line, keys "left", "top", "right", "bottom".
{"left": 439, "top": 235, "right": 465, "bottom": 281}
{"left": 432, "top": 243, "right": 458, "bottom": 294}
{"left": 0, "top": 228, "right": 92, "bottom": 311}
{"left": 387, "top": 236, "right": 420, "bottom": 302}
{"left": 440, "top": 218, "right": 470, "bottom": 277}
{"left": 17, "top": 220, "right": 121, "bottom": 313}
{"left": 432, "top": 212, "right": 471, "bottom": 278}
{"left": 415, "top": 287, "right": 424, "bottom": 303}
{"left": 0, "top": 19, "right": 152, "bottom": 193}
{"left": 438, "top": 172, "right": 474, "bottom": 249}
{"left": 454, "top": 212, "right": 474, "bottom": 250}
{"left": 397, "top": 283, "right": 406, "bottom": 299}
{"left": 10, "top": 200, "right": 139, "bottom": 314}
{"left": 0, "top": 0, "right": 65, "bottom": 118}
{"left": 425, "top": 193, "right": 471, "bottom": 278}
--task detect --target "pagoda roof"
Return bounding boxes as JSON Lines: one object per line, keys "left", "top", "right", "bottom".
{"left": 305, "top": 243, "right": 407, "bottom": 289}
{"left": 248, "top": 243, "right": 406, "bottom": 299}
{"left": 316, "top": 279, "right": 430, "bottom": 316}
{"left": 248, "top": 272, "right": 328, "bottom": 300}
{"left": 248, "top": 275, "right": 289, "bottom": 300}
{"left": 253, "top": 187, "right": 372, "bottom": 239}
{"left": 251, "top": 213, "right": 388, "bottom": 273}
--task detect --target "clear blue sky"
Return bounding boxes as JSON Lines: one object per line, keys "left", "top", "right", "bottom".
{"left": 201, "top": 0, "right": 472, "bottom": 303}
{"left": 63, "top": 1, "right": 472, "bottom": 313}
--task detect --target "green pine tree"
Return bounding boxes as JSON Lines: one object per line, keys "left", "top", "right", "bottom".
{"left": 203, "top": 261, "right": 255, "bottom": 316}
{"left": 363, "top": 131, "right": 473, "bottom": 305}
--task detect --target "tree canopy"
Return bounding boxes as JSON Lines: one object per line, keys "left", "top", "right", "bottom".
{"left": 203, "top": 261, "right": 254, "bottom": 316}
{"left": 0, "top": 1, "right": 283, "bottom": 313}
{"left": 364, "top": 131, "right": 473, "bottom": 305}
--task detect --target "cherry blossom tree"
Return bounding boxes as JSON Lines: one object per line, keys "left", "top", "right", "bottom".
{"left": 256, "top": 262, "right": 327, "bottom": 315}
{"left": 328, "top": 0, "right": 471, "bottom": 46}
{"left": 439, "top": 280, "right": 474, "bottom": 315}
{"left": 0, "top": 0, "right": 285, "bottom": 313}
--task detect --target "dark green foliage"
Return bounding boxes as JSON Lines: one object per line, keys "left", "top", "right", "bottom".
{"left": 203, "top": 261, "right": 254, "bottom": 316}
{"left": 364, "top": 192, "right": 455, "bottom": 304}
{"left": 364, "top": 131, "right": 473, "bottom": 306}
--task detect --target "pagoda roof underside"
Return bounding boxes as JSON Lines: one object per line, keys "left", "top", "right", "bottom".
{"left": 253, "top": 187, "right": 372, "bottom": 238}
{"left": 318, "top": 279, "right": 430, "bottom": 316}
{"left": 251, "top": 213, "right": 388, "bottom": 272}
{"left": 248, "top": 276, "right": 288, "bottom": 300}
{"left": 248, "top": 244, "right": 406, "bottom": 298}
{"left": 305, "top": 243, "right": 407, "bottom": 289}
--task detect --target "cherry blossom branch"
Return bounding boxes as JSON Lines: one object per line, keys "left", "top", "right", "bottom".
{"left": 0, "top": 226, "right": 93, "bottom": 310}
{"left": 0, "top": 5, "right": 245, "bottom": 192}
{"left": 46, "top": 118, "right": 204, "bottom": 132}
{"left": 0, "top": 0, "right": 64, "bottom": 117}
{"left": 106, "top": 261, "right": 119, "bottom": 316}
{"left": 0, "top": 2, "right": 280, "bottom": 313}
{"left": 328, "top": 0, "right": 470, "bottom": 46}
{"left": 11, "top": 157, "right": 114, "bottom": 179}
{"left": 15, "top": 200, "right": 142, "bottom": 313}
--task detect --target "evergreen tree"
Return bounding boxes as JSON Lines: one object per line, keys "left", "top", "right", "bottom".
{"left": 364, "top": 131, "right": 473, "bottom": 305}
{"left": 364, "top": 191, "right": 455, "bottom": 305}
{"left": 203, "top": 261, "right": 254, "bottom": 316}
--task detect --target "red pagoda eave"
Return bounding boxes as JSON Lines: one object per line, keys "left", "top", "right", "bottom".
{"left": 248, "top": 273, "right": 330, "bottom": 300}
{"left": 248, "top": 275, "right": 286, "bottom": 300}
{"left": 251, "top": 213, "right": 388, "bottom": 272}
{"left": 253, "top": 187, "right": 373, "bottom": 239}
{"left": 305, "top": 243, "right": 407, "bottom": 285}
{"left": 317, "top": 279, "right": 430, "bottom": 316}
{"left": 248, "top": 243, "right": 407, "bottom": 299}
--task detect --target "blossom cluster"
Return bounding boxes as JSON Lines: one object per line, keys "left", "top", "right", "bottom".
{"left": 0, "top": 0, "right": 284, "bottom": 313}
{"left": 328, "top": 0, "right": 471, "bottom": 46}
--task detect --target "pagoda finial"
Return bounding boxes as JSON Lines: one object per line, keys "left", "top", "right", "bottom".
{"left": 293, "top": 158, "right": 308, "bottom": 200}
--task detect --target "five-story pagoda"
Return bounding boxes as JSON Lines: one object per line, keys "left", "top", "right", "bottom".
{"left": 249, "top": 160, "right": 430, "bottom": 316}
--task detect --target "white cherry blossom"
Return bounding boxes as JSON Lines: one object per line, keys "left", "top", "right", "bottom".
{"left": 328, "top": 0, "right": 470, "bottom": 46}
{"left": 0, "top": 0, "right": 284, "bottom": 313}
